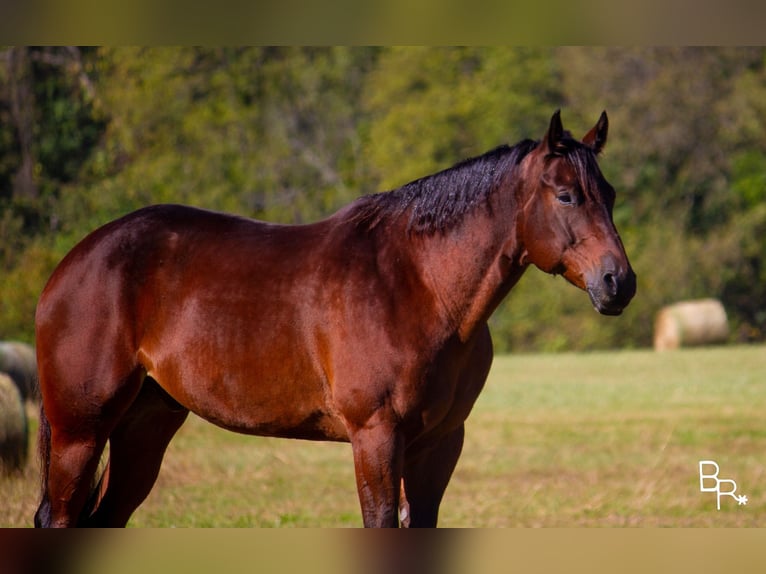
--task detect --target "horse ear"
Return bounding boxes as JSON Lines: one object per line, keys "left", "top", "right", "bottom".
{"left": 545, "top": 109, "right": 565, "bottom": 151}
{"left": 583, "top": 110, "right": 608, "bottom": 154}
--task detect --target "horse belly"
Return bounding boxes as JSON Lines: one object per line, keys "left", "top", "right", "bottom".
{"left": 143, "top": 342, "right": 349, "bottom": 442}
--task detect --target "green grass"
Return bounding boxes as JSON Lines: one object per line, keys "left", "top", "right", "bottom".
{"left": 444, "top": 345, "right": 765, "bottom": 527}
{"left": 3, "top": 345, "right": 764, "bottom": 527}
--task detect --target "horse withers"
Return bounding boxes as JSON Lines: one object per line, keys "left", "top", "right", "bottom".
{"left": 34, "top": 110, "right": 635, "bottom": 527}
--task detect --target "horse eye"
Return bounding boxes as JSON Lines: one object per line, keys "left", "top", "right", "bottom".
{"left": 557, "top": 192, "right": 575, "bottom": 206}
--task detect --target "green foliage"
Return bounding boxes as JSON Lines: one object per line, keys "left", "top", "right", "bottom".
{"left": 0, "top": 235, "right": 65, "bottom": 343}
{"left": 65, "top": 47, "right": 379, "bottom": 225}
{"left": 362, "top": 47, "right": 561, "bottom": 190}
{"left": 2, "top": 47, "right": 766, "bottom": 349}
{"left": 32, "top": 48, "right": 105, "bottom": 191}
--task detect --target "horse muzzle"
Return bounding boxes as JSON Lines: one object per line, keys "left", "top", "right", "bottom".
{"left": 585, "top": 260, "right": 636, "bottom": 316}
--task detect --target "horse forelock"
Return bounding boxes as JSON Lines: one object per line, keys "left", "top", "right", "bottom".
{"left": 356, "top": 139, "right": 537, "bottom": 235}
{"left": 545, "top": 136, "right": 610, "bottom": 204}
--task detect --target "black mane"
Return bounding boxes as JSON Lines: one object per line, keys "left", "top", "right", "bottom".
{"left": 356, "top": 139, "right": 538, "bottom": 234}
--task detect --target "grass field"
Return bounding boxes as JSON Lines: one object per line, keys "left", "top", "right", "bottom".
{"left": 2, "top": 345, "right": 764, "bottom": 527}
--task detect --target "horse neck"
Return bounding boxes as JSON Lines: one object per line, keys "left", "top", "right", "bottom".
{"left": 411, "top": 198, "right": 528, "bottom": 342}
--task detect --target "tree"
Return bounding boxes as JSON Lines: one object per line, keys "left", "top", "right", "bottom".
{"left": 55, "top": 47, "right": 380, "bottom": 228}
{"left": 0, "top": 47, "right": 103, "bottom": 225}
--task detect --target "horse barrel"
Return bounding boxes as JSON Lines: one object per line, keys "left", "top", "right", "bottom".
{"left": 0, "top": 341, "right": 38, "bottom": 402}
{"left": 653, "top": 298, "right": 729, "bottom": 351}
{"left": 0, "top": 372, "right": 28, "bottom": 473}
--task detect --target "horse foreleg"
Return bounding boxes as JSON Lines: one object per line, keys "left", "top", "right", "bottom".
{"left": 349, "top": 418, "right": 405, "bottom": 528}
{"left": 401, "top": 425, "right": 465, "bottom": 527}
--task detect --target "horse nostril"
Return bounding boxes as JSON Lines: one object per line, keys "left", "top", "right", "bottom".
{"left": 603, "top": 272, "right": 618, "bottom": 297}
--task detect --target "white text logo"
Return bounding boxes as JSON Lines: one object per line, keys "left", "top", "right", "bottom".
{"left": 699, "top": 460, "right": 748, "bottom": 510}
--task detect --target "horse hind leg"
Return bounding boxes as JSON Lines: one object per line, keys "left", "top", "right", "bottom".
{"left": 35, "top": 415, "right": 113, "bottom": 527}
{"left": 35, "top": 367, "right": 146, "bottom": 528}
{"left": 34, "top": 404, "right": 94, "bottom": 528}
{"left": 85, "top": 378, "right": 188, "bottom": 527}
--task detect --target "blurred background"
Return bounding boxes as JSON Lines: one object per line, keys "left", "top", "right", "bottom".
{"left": 1, "top": 46, "right": 765, "bottom": 352}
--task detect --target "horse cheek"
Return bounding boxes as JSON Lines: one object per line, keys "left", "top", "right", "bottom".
{"left": 525, "top": 210, "right": 565, "bottom": 274}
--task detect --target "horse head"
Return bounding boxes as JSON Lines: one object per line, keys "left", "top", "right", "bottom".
{"left": 516, "top": 110, "right": 636, "bottom": 315}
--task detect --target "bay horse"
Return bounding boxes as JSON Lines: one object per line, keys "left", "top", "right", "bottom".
{"left": 34, "top": 110, "right": 635, "bottom": 528}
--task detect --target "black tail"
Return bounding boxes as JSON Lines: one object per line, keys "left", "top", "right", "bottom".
{"left": 33, "top": 405, "right": 52, "bottom": 527}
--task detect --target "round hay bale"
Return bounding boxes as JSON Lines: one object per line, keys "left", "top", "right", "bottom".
{"left": 653, "top": 298, "right": 729, "bottom": 351}
{"left": 0, "top": 372, "right": 28, "bottom": 474}
{"left": 0, "top": 341, "right": 38, "bottom": 402}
